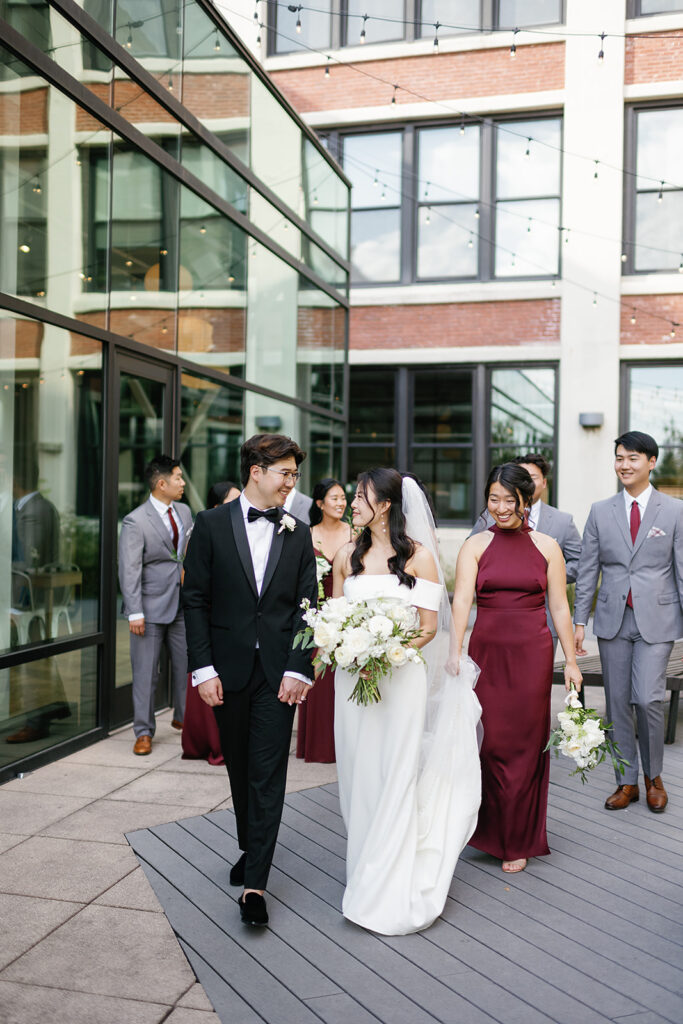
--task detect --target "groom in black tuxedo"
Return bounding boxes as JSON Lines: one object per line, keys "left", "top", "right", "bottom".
{"left": 183, "top": 434, "right": 317, "bottom": 926}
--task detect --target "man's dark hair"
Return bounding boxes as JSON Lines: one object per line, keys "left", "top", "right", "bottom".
{"left": 144, "top": 455, "right": 180, "bottom": 492}
{"left": 614, "top": 431, "right": 659, "bottom": 460}
{"left": 512, "top": 452, "right": 551, "bottom": 478}
{"left": 240, "top": 434, "right": 306, "bottom": 487}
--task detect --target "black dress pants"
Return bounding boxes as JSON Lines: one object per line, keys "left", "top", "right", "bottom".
{"left": 213, "top": 655, "right": 295, "bottom": 889}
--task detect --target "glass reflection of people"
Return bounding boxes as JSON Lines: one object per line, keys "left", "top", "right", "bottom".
{"left": 296, "top": 479, "right": 351, "bottom": 763}
{"left": 451, "top": 464, "right": 582, "bottom": 874}
{"left": 181, "top": 479, "right": 241, "bottom": 765}
{"left": 12, "top": 458, "right": 60, "bottom": 578}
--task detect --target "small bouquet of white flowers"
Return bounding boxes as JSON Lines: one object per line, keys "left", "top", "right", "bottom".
{"left": 315, "top": 556, "right": 331, "bottom": 601}
{"left": 545, "top": 687, "right": 629, "bottom": 784}
{"left": 294, "top": 595, "right": 425, "bottom": 706}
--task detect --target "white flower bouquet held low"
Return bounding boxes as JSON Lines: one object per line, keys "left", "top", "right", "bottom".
{"left": 294, "top": 595, "right": 425, "bottom": 706}
{"left": 315, "top": 556, "right": 331, "bottom": 601}
{"left": 544, "top": 686, "right": 629, "bottom": 784}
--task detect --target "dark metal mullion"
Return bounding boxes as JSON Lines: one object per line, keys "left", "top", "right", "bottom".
{"left": 0, "top": 291, "right": 347, "bottom": 422}
{"left": 622, "top": 106, "right": 636, "bottom": 275}
{"left": 401, "top": 126, "right": 414, "bottom": 285}
{"left": 396, "top": 367, "right": 409, "bottom": 470}
{"left": 479, "top": 120, "right": 493, "bottom": 281}
{"left": 330, "top": 1, "right": 343, "bottom": 51}
{"left": 619, "top": 362, "right": 631, "bottom": 435}
{"left": 473, "top": 364, "right": 488, "bottom": 520}
{"left": 0, "top": 632, "right": 104, "bottom": 672}
{"left": 405, "top": 0, "right": 416, "bottom": 43}
{"left": 482, "top": 0, "right": 494, "bottom": 32}
{"left": 46, "top": 0, "right": 351, "bottom": 275}
{"left": 97, "top": 337, "right": 118, "bottom": 731}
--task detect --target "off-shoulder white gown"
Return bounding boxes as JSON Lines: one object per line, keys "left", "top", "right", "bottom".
{"left": 334, "top": 574, "right": 482, "bottom": 935}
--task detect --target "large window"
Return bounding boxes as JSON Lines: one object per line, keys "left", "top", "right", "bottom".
{"left": 269, "top": 1, "right": 563, "bottom": 53}
{"left": 627, "top": 107, "right": 683, "bottom": 273}
{"left": 348, "top": 364, "right": 557, "bottom": 522}
{"left": 625, "top": 363, "right": 683, "bottom": 498}
{"left": 340, "top": 117, "right": 561, "bottom": 284}
{"left": 631, "top": 2, "right": 683, "bottom": 14}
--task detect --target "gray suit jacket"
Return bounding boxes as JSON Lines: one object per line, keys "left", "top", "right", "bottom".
{"left": 470, "top": 502, "right": 582, "bottom": 635}
{"left": 289, "top": 490, "right": 313, "bottom": 523}
{"left": 574, "top": 489, "right": 683, "bottom": 643}
{"left": 118, "top": 498, "right": 194, "bottom": 624}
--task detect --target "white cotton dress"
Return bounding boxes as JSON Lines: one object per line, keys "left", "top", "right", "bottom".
{"left": 334, "top": 574, "right": 482, "bottom": 936}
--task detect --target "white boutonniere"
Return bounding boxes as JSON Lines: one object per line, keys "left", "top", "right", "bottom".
{"left": 279, "top": 513, "right": 296, "bottom": 535}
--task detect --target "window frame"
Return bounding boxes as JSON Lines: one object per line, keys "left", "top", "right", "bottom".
{"left": 337, "top": 112, "right": 562, "bottom": 288}
{"left": 627, "top": 1, "right": 683, "bottom": 16}
{"left": 623, "top": 101, "right": 683, "bottom": 276}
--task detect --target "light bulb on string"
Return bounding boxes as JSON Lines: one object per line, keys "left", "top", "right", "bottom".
{"left": 424, "top": 181, "right": 430, "bottom": 199}
{"left": 474, "top": 207, "right": 480, "bottom": 219}
{"left": 527, "top": 218, "right": 531, "bottom": 233}
{"left": 564, "top": 228, "right": 570, "bottom": 245}
{"left": 391, "top": 84, "right": 398, "bottom": 105}
{"left": 32, "top": 178, "right": 41, "bottom": 194}
{"left": 524, "top": 138, "right": 531, "bottom": 159}
{"left": 630, "top": 309, "right": 637, "bottom": 325}
{"left": 592, "top": 293, "right": 598, "bottom": 308}
{"left": 433, "top": 22, "right": 440, "bottom": 53}
{"left": 360, "top": 14, "right": 367, "bottom": 44}
{"left": 214, "top": 31, "right": 221, "bottom": 52}
{"left": 671, "top": 323, "right": 677, "bottom": 338}
{"left": 459, "top": 114, "right": 465, "bottom": 136}
{"left": 511, "top": 252, "right": 516, "bottom": 267}
{"left": 253, "top": 3, "right": 259, "bottom": 21}
{"left": 168, "top": 72, "right": 173, "bottom": 91}
{"left": 594, "top": 161, "right": 599, "bottom": 180}
{"left": 199, "top": 224, "right": 206, "bottom": 234}
{"left": 324, "top": 57, "right": 330, "bottom": 79}
{"left": 468, "top": 233, "right": 474, "bottom": 249}
{"left": 657, "top": 182, "right": 664, "bottom": 203}
{"left": 373, "top": 170, "right": 379, "bottom": 188}
{"left": 678, "top": 254, "right": 683, "bottom": 273}
{"left": 510, "top": 27, "right": 518, "bottom": 58}
{"left": 256, "top": 24, "right": 262, "bottom": 45}
{"left": 621, "top": 252, "right": 628, "bottom": 263}
{"left": 598, "top": 32, "right": 605, "bottom": 63}
{"left": 126, "top": 22, "right": 133, "bottom": 48}
{"left": 425, "top": 207, "right": 431, "bottom": 224}
{"left": 380, "top": 186, "right": 386, "bottom": 201}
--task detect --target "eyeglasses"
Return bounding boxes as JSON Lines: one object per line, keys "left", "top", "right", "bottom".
{"left": 261, "top": 466, "right": 301, "bottom": 483}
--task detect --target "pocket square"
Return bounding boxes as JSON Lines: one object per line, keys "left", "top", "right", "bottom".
{"left": 647, "top": 526, "right": 666, "bottom": 538}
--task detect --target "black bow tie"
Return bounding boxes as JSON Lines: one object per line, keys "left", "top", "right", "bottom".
{"left": 247, "top": 506, "right": 279, "bottom": 524}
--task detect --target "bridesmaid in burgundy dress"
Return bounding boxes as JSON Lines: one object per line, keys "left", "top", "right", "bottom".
{"left": 296, "top": 479, "right": 352, "bottom": 763}
{"left": 181, "top": 480, "right": 240, "bottom": 765}
{"left": 451, "top": 464, "right": 582, "bottom": 873}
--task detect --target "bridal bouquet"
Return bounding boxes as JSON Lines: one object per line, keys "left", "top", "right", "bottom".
{"left": 295, "top": 596, "right": 424, "bottom": 706}
{"left": 545, "top": 687, "right": 629, "bottom": 784}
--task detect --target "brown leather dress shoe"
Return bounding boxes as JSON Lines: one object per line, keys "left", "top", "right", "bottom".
{"left": 644, "top": 775, "right": 668, "bottom": 813}
{"left": 604, "top": 784, "right": 639, "bottom": 810}
{"left": 133, "top": 735, "right": 152, "bottom": 755}
{"left": 5, "top": 725, "right": 49, "bottom": 744}
{"left": 171, "top": 719, "right": 183, "bottom": 730}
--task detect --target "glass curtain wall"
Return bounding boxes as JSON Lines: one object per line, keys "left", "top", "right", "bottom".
{"left": 0, "top": 0, "right": 349, "bottom": 779}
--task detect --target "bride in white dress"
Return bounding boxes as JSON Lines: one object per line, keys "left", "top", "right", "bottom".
{"left": 332, "top": 469, "right": 482, "bottom": 936}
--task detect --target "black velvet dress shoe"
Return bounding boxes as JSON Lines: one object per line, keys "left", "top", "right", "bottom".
{"left": 230, "top": 852, "right": 247, "bottom": 886}
{"left": 238, "top": 892, "right": 268, "bottom": 927}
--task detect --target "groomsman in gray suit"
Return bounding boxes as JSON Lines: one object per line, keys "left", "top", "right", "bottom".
{"left": 574, "top": 431, "right": 683, "bottom": 813}
{"left": 284, "top": 485, "right": 312, "bottom": 521}
{"left": 471, "top": 453, "right": 582, "bottom": 640}
{"left": 118, "top": 455, "right": 193, "bottom": 755}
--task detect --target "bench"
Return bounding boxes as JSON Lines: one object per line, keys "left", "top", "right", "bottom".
{"left": 553, "top": 638, "right": 683, "bottom": 745}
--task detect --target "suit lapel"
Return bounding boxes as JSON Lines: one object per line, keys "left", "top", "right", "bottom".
{"left": 537, "top": 502, "right": 551, "bottom": 533}
{"left": 611, "top": 495, "right": 632, "bottom": 551}
{"left": 145, "top": 500, "right": 174, "bottom": 552}
{"left": 632, "top": 490, "right": 661, "bottom": 558}
{"left": 229, "top": 499, "right": 258, "bottom": 598}
{"left": 261, "top": 511, "right": 285, "bottom": 599}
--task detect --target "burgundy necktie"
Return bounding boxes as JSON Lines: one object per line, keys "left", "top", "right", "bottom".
{"left": 167, "top": 507, "right": 179, "bottom": 552}
{"left": 626, "top": 499, "right": 640, "bottom": 608}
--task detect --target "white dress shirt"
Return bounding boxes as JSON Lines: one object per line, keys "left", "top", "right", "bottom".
{"left": 128, "top": 495, "right": 184, "bottom": 621}
{"left": 192, "top": 492, "right": 310, "bottom": 687}
{"left": 624, "top": 483, "right": 652, "bottom": 527}
{"left": 528, "top": 499, "right": 541, "bottom": 531}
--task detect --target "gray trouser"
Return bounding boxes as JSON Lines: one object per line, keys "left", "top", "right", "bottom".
{"left": 598, "top": 606, "right": 672, "bottom": 784}
{"left": 130, "top": 610, "right": 187, "bottom": 738}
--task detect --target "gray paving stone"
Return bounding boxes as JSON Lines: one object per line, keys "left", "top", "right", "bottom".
{"left": 0, "top": 836, "right": 136, "bottom": 901}
{"left": 41, "top": 796, "right": 209, "bottom": 845}
{"left": 178, "top": 983, "right": 215, "bottom": 1011}
{"left": 2, "top": 762, "right": 142, "bottom": 798}
{"left": 107, "top": 769, "right": 228, "bottom": 809}
{"left": 2, "top": 905, "right": 195, "bottom": 1003}
{"left": 164, "top": 1009, "right": 221, "bottom": 1024}
{"left": 94, "top": 866, "right": 163, "bottom": 913}
{"left": 0, "top": 894, "right": 82, "bottom": 970}
{"left": 157, "top": 754, "right": 227, "bottom": 776}
{"left": 0, "top": 980, "right": 169, "bottom": 1024}
{"left": 64, "top": 736, "right": 181, "bottom": 768}
{"left": 0, "top": 791, "right": 92, "bottom": 836}
{"left": 0, "top": 834, "right": 28, "bottom": 855}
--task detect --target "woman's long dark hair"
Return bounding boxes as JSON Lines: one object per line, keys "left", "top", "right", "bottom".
{"left": 206, "top": 480, "right": 239, "bottom": 508}
{"left": 350, "top": 468, "right": 416, "bottom": 588}
{"left": 483, "top": 463, "right": 535, "bottom": 522}
{"left": 309, "top": 478, "right": 344, "bottom": 526}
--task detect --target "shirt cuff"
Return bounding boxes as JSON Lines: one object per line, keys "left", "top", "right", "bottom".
{"left": 574, "top": 623, "right": 586, "bottom": 628}
{"left": 285, "top": 671, "right": 313, "bottom": 687}
{"left": 128, "top": 613, "right": 144, "bottom": 621}
{"left": 192, "top": 665, "right": 219, "bottom": 687}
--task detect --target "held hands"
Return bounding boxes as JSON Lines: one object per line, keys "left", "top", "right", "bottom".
{"left": 278, "top": 675, "right": 310, "bottom": 706}
{"left": 129, "top": 618, "right": 145, "bottom": 636}
{"left": 574, "top": 625, "right": 587, "bottom": 657}
{"left": 445, "top": 649, "right": 461, "bottom": 676}
{"left": 564, "top": 663, "right": 583, "bottom": 692}
{"left": 198, "top": 676, "right": 224, "bottom": 707}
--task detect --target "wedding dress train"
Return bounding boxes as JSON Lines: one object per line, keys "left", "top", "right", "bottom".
{"left": 334, "top": 573, "right": 482, "bottom": 935}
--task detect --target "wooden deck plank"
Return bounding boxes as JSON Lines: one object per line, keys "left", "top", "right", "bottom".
{"left": 126, "top": 755, "right": 683, "bottom": 1024}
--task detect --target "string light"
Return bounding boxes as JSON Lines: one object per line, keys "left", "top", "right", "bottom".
{"left": 126, "top": 23, "right": 133, "bottom": 48}
{"left": 360, "top": 14, "right": 368, "bottom": 44}
{"left": 324, "top": 57, "right": 330, "bottom": 78}
{"left": 168, "top": 72, "right": 173, "bottom": 91}
{"left": 631, "top": 309, "right": 637, "bottom": 325}
{"left": 621, "top": 252, "right": 628, "bottom": 263}
{"left": 460, "top": 114, "right": 465, "bottom": 136}
{"left": 18, "top": 244, "right": 30, "bottom": 253}
{"left": 288, "top": 4, "right": 302, "bottom": 33}
{"left": 425, "top": 207, "right": 431, "bottom": 224}
{"left": 199, "top": 224, "right": 206, "bottom": 234}
{"left": 213, "top": 30, "right": 221, "bottom": 52}
{"left": 31, "top": 178, "right": 41, "bottom": 194}
{"left": 592, "top": 292, "right": 598, "bottom": 307}
{"left": 510, "top": 28, "right": 518, "bottom": 58}
{"left": 679, "top": 254, "right": 683, "bottom": 273}
{"left": 468, "top": 233, "right": 474, "bottom": 248}
{"left": 474, "top": 208, "right": 480, "bottom": 219}
{"left": 527, "top": 218, "right": 532, "bottom": 233}
{"left": 594, "top": 161, "right": 599, "bottom": 180}
{"left": 433, "top": 21, "right": 440, "bottom": 53}
{"left": 598, "top": 32, "right": 605, "bottom": 62}
{"left": 373, "top": 170, "right": 379, "bottom": 187}
{"left": 391, "top": 84, "right": 398, "bottom": 105}
{"left": 657, "top": 181, "right": 664, "bottom": 202}
{"left": 424, "top": 181, "right": 430, "bottom": 198}
{"left": 256, "top": 22, "right": 262, "bottom": 45}
{"left": 671, "top": 323, "right": 677, "bottom": 338}
{"left": 524, "top": 138, "right": 531, "bottom": 158}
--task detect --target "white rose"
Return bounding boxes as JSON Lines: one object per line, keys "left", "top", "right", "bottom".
{"left": 386, "top": 641, "right": 409, "bottom": 667}
{"left": 313, "top": 620, "right": 340, "bottom": 651}
{"left": 344, "top": 627, "right": 374, "bottom": 659}
{"left": 367, "top": 614, "right": 393, "bottom": 640}
{"left": 564, "top": 690, "right": 582, "bottom": 709}
{"left": 335, "top": 645, "right": 354, "bottom": 668}
{"left": 323, "top": 596, "right": 352, "bottom": 622}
